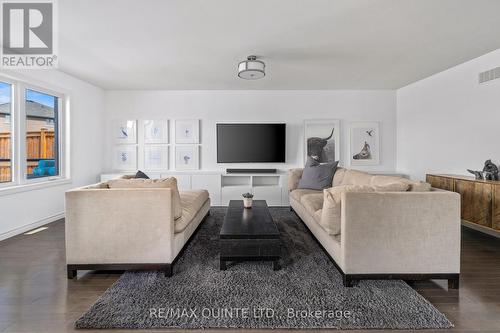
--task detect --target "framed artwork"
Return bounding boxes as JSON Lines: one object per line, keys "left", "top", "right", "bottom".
{"left": 113, "top": 145, "right": 137, "bottom": 171}
{"left": 144, "top": 120, "right": 169, "bottom": 144}
{"left": 144, "top": 145, "right": 169, "bottom": 170}
{"left": 175, "top": 119, "right": 199, "bottom": 144}
{"left": 304, "top": 119, "right": 340, "bottom": 164}
{"left": 349, "top": 122, "right": 380, "bottom": 166}
{"left": 114, "top": 120, "right": 137, "bottom": 144}
{"left": 175, "top": 145, "right": 199, "bottom": 170}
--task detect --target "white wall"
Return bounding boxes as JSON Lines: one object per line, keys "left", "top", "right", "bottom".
{"left": 104, "top": 90, "right": 396, "bottom": 172}
{"left": 397, "top": 48, "right": 500, "bottom": 180}
{"left": 0, "top": 70, "right": 105, "bottom": 240}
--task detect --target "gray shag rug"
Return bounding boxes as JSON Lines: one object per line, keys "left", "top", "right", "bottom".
{"left": 75, "top": 207, "right": 452, "bottom": 329}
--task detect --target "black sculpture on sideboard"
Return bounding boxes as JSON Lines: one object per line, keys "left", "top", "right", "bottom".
{"left": 467, "top": 159, "right": 499, "bottom": 180}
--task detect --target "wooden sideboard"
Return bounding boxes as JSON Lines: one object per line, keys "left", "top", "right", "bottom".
{"left": 426, "top": 174, "right": 500, "bottom": 237}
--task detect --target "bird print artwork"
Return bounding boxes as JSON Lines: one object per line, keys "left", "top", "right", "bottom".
{"left": 366, "top": 130, "right": 374, "bottom": 137}
{"left": 120, "top": 127, "right": 128, "bottom": 138}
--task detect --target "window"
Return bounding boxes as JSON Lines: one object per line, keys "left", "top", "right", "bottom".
{"left": 0, "top": 81, "right": 12, "bottom": 183}
{"left": 25, "top": 89, "right": 59, "bottom": 179}
{"left": 0, "top": 75, "right": 68, "bottom": 191}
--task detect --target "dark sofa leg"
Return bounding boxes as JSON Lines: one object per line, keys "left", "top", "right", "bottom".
{"left": 448, "top": 276, "right": 459, "bottom": 289}
{"left": 67, "top": 266, "right": 77, "bottom": 279}
{"left": 165, "top": 264, "right": 173, "bottom": 277}
{"left": 343, "top": 275, "right": 354, "bottom": 287}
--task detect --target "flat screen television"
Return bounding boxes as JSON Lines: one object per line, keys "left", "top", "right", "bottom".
{"left": 217, "top": 123, "right": 286, "bottom": 163}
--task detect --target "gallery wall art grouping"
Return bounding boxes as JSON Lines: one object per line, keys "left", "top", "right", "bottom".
{"left": 112, "top": 119, "right": 201, "bottom": 171}
{"left": 304, "top": 119, "right": 381, "bottom": 167}
{"left": 112, "top": 118, "right": 381, "bottom": 172}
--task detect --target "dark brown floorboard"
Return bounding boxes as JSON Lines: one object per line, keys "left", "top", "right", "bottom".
{"left": 1, "top": 220, "right": 500, "bottom": 332}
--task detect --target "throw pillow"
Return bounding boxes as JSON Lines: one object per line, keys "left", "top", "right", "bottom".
{"left": 332, "top": 167, "right": 346, "bottom": 187}
{"left": 320, "top": 184, "right": 374, "bottom": 235}
{"left": 134, "top": 170, "right": 150, "bottom": 179}
{"left": 298, "top": 157, "right": 339, "bottom": 190}
{"left": 340, "top": 169, "right": 374, "bottom": 186}
{"left": 107, "top": 177, "right": 182, "bottom": 219}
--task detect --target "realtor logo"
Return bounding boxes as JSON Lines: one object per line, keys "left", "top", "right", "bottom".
{"left": 1, "top": 0, "right": 58, "bottom": 68}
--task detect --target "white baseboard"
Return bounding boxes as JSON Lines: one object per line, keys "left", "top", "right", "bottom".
{"left": 0, "top": 212, "right": 65, "bottom": 241}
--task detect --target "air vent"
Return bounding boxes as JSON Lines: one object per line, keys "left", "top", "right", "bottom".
{"left": 479, "top": 67, "right": 500, "bottom": 84}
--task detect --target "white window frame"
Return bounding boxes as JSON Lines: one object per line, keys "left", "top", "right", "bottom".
{"left": 0, "top": 77, "right": 16, "bottom": 189}
{"left": 0, "top": 74, "right": 70, "bottom": 195}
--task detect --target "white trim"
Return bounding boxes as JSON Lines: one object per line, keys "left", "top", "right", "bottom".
{"left": 0, "top": 178, "right": 71, "bottom": 197}
{"left": 0, "top": 73, "right": 71, "bottom": 188}
{"left": 0, "top": 212, "right": 64, "bottom": 242}
{"left": 0, "top": 76, "right": 15, "bottom": 188}
{"left": 23, "top": 84, "right": 67, "bottom": 183}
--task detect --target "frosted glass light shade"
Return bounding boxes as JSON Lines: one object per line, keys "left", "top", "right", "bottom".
{"left": 238, "top": 56, "right": 265, "bottom": 80}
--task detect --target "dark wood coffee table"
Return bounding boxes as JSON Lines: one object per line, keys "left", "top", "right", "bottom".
{"left": 219, "top": 200, "right": 281, "bottom": 270}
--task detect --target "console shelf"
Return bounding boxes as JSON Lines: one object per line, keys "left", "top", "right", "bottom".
{"left": 101, "top": 171, "right": 289, "bottom": 207}
{"left": 221, "top": 174, "right": 285, "bottom": 206}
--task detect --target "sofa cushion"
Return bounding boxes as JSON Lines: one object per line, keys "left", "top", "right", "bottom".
{"left": 107, "top": 177, "right": 182, "bottom": 219}
{"left": 372, "top": 182, "right": 409, "bottom": 192}
{"left": 175, "top": 190, "right": 209, "bottom": 233}
{"left": 290, "top": 189, "right": 321, "bottom": 202}
{"left": 341, "top": 169, "right": 374, "bottom": 186}
{"left": 288, "top": 168, "right": 304, "bottom": 192}
{"left": 84, "top": 182, "right": 109, "bottom": 189}
{"left": 370, "top": 175, "right": 405, "bottom": 187}
{"left": 370, "top": 175, "right": 431, "bottom": 192}
{"left": 298, "top": 157, "right": 339, "bottom": 190}
{"left": 321, "top": 185, "right": 374, "bottom": 236}
{"left": 300, "top": 193, "right": 324, "bottom": 216}
{"left": 314, "top": 209, "right": 322, "bottom": 224}
{"left": 332, "top": 167, "right": 346, "bottom": 186}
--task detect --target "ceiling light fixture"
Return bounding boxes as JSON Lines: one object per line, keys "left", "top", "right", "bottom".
{"left": 238, "top": 55, "right": 265, "bottom": 80}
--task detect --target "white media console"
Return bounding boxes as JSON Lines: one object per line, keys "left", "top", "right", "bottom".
{"left": 100, "top": 171, "right": 290, "bottom": 206}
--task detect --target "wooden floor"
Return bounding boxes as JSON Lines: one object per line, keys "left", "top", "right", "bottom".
{"left": 1, "top": 220, "right": 500, "bottom": 333}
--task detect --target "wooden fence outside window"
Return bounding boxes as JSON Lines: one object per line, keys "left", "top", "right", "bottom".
{"left": 0, "top": 129, "right": 55, "bottom": 182}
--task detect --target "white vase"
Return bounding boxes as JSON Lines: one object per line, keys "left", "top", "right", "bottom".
{"left": 243, "top": 197, "right": 253, "bottom": 208}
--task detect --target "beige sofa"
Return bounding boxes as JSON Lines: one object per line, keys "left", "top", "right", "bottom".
{"left": 289, "top": 168, "right": 461, "bottom": 288}
{"left": 65, "top": 180, "right": 210, "bottom": 278}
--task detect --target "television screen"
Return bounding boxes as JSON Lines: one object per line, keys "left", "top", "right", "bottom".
{"left": 217, "top": 123, "right": 286, "bottom": 163}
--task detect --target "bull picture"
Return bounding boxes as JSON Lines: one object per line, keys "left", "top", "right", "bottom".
{"left": 306, "top": 127, "right": 335, "bottom": 163}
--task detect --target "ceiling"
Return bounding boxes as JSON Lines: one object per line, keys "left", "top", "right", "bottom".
{"left": 58, "top": 0, "right": 500, "bottom": 90}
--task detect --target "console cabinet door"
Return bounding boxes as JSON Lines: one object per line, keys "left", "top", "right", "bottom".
{"left": 455, "top": 179, "right": 492, "bottom": 227}
{"left": 493, "top": 185, "right": 500, "bottom": 231}
{"left": 253, "top": 186, "right": 282, "bottom": 206}
{"left": 192, "top": 174, "right": 221, "bottom": 206}
{"left": 160, "top": 174, "right": 191, "bottom": 190}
